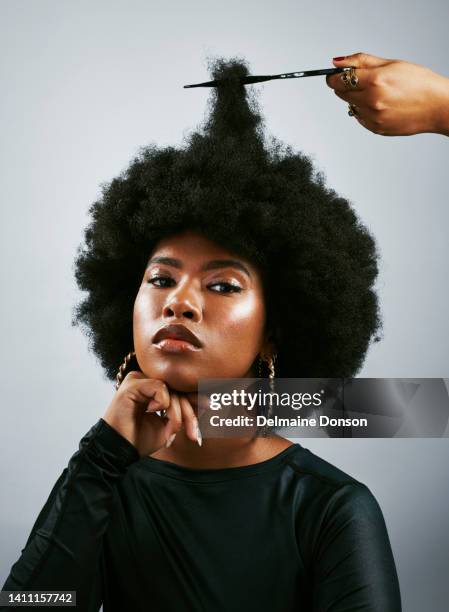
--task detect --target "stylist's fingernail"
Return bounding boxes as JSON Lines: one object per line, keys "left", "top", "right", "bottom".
{"left": 196, "top": 422, "right": 202, "bottom": 447}
{"left": 333, "top": 56, "right": 346, "bottom": 61}
{"left": 165, "top": 433, "right": 176, "bottom": 448}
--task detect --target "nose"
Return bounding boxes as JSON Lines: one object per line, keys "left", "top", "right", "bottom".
{"left": 162, "top": 282, "right": 202, "bottom": 322}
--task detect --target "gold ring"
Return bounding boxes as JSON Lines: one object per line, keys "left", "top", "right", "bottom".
{"left": 341, "top": 67, "right": 359, "bottom": 90}
{"left": 349, "top": 67, "right": 359, "bottom": 89}
{"left": 341, "top": 69, "right": 352, "bottom": 90}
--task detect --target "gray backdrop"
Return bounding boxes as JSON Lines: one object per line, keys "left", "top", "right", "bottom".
{"left": 1, "top": 1, "right": 448, "bottom": 610}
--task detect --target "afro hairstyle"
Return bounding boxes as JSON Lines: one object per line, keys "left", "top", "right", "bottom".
{"left": 72, "top": 57, "right": 382, "bottom": 384}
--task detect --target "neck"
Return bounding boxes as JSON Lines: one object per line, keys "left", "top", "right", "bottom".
{"left": 149, "top": 427, "right": 292, "bottom": 470}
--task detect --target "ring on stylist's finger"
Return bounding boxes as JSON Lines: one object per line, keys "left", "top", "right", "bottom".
{"left": 348, "top": 67, "right": 359, "bottom": 89}
{"left": 341, "top": 67, "right": 359, "bottom": 90}
{"left": 341, "top": 69, "right": 352, "bottom": 90}
{"left": 347, "top": 103, "right": 359, "bottom": 117}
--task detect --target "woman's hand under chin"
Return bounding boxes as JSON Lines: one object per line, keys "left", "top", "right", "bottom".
{"left": 103, "top": 371, "right": 202, "bottom": 457}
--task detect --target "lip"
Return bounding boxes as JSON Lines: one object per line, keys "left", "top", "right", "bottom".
{"left": 152, "top": 324, "right": 203, "bottom": 352}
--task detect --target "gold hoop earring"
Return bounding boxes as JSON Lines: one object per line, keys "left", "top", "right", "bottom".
{"left": 259, "top": 353, "right": 276, "bottom": 387}
{"left": 256, "top": 352, "right": 277, "bottom": 438}
{"left": 260, "top": 352, "right": 277, "bottom": 421}
{"left": 258, "top": 355, "right": 263, "bottom": 377}
{"left": 258, "top": 353, "right": 276, "bottom": 374}
{"left": 115, "top": 350, "right": 136, "bottom": 390}
{"left": 264, "top": 353, "right": 276, "bottom": 437}
{"left": 267, "top": 354, "right": 276, "bottom": 388}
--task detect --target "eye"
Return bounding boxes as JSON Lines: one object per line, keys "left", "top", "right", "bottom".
{"left": 208, "top": 281, "right": 242, "bottom": 294}
{"left": 148, "top": 276, "right": 176, "bottom": 288}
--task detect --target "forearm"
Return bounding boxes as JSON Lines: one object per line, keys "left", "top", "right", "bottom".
{"left": 1, "top": 419, "right": 139, "bottom": 610}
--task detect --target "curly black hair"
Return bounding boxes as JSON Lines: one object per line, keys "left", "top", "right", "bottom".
{"left": 72, "top": 57, "right": 382, "bottom": 384}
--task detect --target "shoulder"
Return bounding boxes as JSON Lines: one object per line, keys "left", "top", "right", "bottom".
{"left": 285, "top": 447, "right": 391, "bottom": 565}
{"left": 284, "top": 445, "right": 384, "bottom": 526}
{"left": 284, "top": 443, "right": 362, "bottom": 489}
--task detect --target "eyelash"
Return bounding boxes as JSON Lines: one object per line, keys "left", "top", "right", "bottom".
{"left": 148, "top": 276, "right": 242, "bottom": 294}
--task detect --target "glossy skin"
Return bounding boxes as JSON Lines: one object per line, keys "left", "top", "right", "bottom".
{"left": 133, "top": 230, "right": 272, "bottom": 393}
{"left": 104, "top": 230, "right": 292, "bottom": 467}
{"left": 327, "top": 52, "right": 449, "bottom": 136}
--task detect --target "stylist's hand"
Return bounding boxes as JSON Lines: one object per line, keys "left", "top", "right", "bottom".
{"left": 326, "top": 52, "right": 449, "bottom": 136}
{"left": 103, "top": 371, "right": 200, "bottom": 458}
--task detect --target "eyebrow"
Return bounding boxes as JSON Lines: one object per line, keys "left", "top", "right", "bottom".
{"left": 146, "top": 256, "right": 251, "bottom": 278}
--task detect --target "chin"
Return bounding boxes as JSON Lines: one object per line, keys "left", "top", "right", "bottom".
{"left": 145, "top": 363, "right": 199, "bottom": 393}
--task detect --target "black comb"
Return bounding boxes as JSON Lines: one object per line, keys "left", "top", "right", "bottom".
{"left": 184, "top": 67, "right": 350, "bottom": 88}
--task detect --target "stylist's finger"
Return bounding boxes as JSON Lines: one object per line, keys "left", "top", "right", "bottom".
{"left": 333, "top": 89, "right": 366, "bottom": 104}
{"left": 326, "top": 69, "right": 372, "bottom": 92}
{"left": 332, "top": 89, "right": 381, "bottom": 113}
{"left": 333, "top": 93, "right": 381, "bottom": 128}
{"left": 332, "top": 52, "right": 391, "bottom": 69}
{"left": 353, "top": 115, "right": 388, "bottom": 136}
{"left": 351, "top": 108, "right": 395, "bottom": 136}
{"left": 326, "top": 52, "right": 392, "bottom": 90}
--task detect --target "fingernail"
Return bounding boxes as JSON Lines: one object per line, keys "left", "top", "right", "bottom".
{"left": 333, "top": 56, "right": 346, "bottom": 61}
{"left": 196, "top": 422, "right": 202, "bottom": 447}
{"left": 165, "top": 433, "right": 176, "bottom": 448}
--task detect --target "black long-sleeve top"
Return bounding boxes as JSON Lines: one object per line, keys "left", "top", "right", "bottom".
{"left": 1, "top": 418, "right": 402, "bottom": 611}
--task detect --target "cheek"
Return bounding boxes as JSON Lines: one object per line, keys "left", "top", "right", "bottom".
{"left": 133, "top": 290, "right": 159, "bottom": 344}
{"left": 214, "top": 293, "right": 265, "bottom": 346}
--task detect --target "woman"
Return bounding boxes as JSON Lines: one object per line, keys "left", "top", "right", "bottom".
{"left": 1, "top": 59, "right": 401, "bottom": 611}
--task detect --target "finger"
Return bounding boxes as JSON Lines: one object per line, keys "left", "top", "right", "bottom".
{"left": 123, "top": 370, "right": 145, "bottom": 381}
{"left": 331, "top": 94, "right": 370, "bottom": 125}
{"left": 179, "top": 395, "right": 201, "bottom": 445}
{"left": 355, "top": 115, "right": 379, "bottom": 133}
{"left": 326, "top": 68, "right": 372, "bottom": 92}
{"left": 147, "top": 381, "right": 170, "bottom": 410}
{"left": 164, "top": 392, "right": 183, "bottom": 437}
{"left": 332, "top": 52, "right": 391, "bottom": 69}
{"left": 129, "top": 378, "right": 171, "bottom": 411}
{"left": 333, "top": 89, "right": 367, "bottom": 104}
{"left": 350, "top": 105, "right": 385, "bottom": 123}
{"left": 345, "top": 105, "right": 390, "bottom": 135}
{"left": 354, "top": 113, "right": 390, "bottom": 136}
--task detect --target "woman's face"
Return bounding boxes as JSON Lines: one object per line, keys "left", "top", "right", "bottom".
{"left": 133, "top": 230, "right": 271, "bottom": 392}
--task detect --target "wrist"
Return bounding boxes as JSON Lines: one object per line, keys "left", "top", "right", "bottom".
{"left": 429, "top": 73, "right": 449, "bottom": 136}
